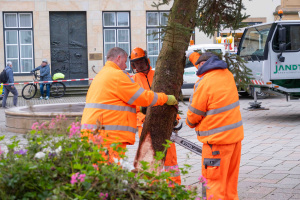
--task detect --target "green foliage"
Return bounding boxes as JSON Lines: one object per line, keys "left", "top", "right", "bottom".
{"left": 196, "top": 0, "right": 249, "bottom": 37}
{"left": 224, "top": 53, "right": 253, "bottom": 91}
{"left": 200, "top": 51, "right": 252, "bottom": 92}
{"left": 0, "top": 120, "right": 201, "bottom": 200}
{"left": 152, "top": 0, "right": 249, "bottom": 39}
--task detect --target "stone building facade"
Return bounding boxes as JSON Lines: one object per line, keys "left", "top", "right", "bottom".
{"left": 0, "top": 0, "right": 299, "bottom": 84}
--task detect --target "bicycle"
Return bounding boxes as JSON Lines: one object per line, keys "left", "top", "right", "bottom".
{"left": 22, "top": 72, "right": 66, "bottom": 100}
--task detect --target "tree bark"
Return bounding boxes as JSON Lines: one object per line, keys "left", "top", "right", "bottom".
{"left": 134, "top": 0, "right": 198, "bottom": 171}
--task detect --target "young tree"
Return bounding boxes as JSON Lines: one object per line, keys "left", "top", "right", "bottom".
{"left": 134, "top": 0, "right": 249, "bottom": 171}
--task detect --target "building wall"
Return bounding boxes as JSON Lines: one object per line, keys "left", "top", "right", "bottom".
{"left": 1, "top": 0, "right": 296, "bottom": 83}
{"left": 275, "top": 0, "right": 300, "bottom": 20}
{"left": 0, "top": 0, "right": 172, "bottom": 83}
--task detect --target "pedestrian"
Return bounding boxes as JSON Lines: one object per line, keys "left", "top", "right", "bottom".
{"left": 185, "top": 51, "right": 244, "bottom": 200}
{"left": 2, "top": 61, "right": 18, "bottom": 108}
{"left": 81, "top": 47, "right": 178, "bottom": 164}
{"left": 31, "top": 59, "right": 52, "bottom": 100}
{"left": 130, "top": 47, "right": 181, "bottom": 185}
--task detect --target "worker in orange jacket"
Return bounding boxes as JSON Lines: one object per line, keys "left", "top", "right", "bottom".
{"left": 81, "top": 47, "right": 178, "bottom": 164}
{"left": 130, "top": 47, "right": 181, "bottom": 185}
{"left": 185, "top": 51, "right": 244, "bottom": 200}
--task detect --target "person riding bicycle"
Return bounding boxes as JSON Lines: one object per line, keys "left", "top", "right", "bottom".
{"left": 31, "top": 59, "right": 52, "bottom": 100}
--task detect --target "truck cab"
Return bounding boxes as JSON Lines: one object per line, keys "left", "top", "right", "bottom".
{"left": 238, "top": 20, "right": 300, "bottom": 100}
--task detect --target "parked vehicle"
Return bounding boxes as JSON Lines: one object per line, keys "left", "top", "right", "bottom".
{"left": 237, "top": 19, "right": 300, "bottom": 100}
{"left": 181, "top": 44, "right": 226, "bottom": 98}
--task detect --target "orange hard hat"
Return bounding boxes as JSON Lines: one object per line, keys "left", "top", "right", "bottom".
{"left": 129, "top": 47, "right": 150, "bottom": 73}
{"left": 129, "top": 47, "right": 146, "bottom": 61}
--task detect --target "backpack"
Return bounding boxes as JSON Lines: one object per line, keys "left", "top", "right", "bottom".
{"left": 0, "top": 69, "right": 9, "bottom": 83}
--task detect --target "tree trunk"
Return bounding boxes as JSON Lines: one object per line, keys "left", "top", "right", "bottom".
{"left": 134, "top": 0, "right": 198, "bottom": 171}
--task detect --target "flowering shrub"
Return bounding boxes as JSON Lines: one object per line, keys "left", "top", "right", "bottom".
{"left": 0, "top": 116, "right": 207, "bottom": 199}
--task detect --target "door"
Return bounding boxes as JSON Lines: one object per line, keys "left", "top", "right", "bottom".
{"left": 270, "top": 23, "right": 300, "bottom": 80}
{"left": 50, "top": 12, "right": 88, "bottom": 85}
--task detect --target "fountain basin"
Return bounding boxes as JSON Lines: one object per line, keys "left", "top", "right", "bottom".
{"left": 5, "top": 102, "right": 85, "bottom": 134}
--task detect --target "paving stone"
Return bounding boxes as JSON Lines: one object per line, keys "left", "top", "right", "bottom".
{"left": 263, "top": 173, "right": 289, "bottom": 180}
{"left": 264, "top": 192, "right": 293, "bottom": 200}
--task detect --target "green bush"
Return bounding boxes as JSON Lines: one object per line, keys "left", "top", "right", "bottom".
{"left": 0, "top": 116, "right": 204, "bottom": 200}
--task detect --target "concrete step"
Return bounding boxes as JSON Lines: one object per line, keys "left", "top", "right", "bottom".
{"left": 65, "top": 85, "right": 89, "bottom": 96}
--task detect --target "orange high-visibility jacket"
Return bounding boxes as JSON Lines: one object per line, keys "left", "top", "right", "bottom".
{"left": 186, "top": 53, "right": 244, "bottom": 144}
{"left": 81, "top": 61, "right": 168, "bottom": 145}
{"left": 133, "top": 68, "right": 181, "bottom": 126}
{"left": 132, "top": 68, "right": 155, "bottom": 126}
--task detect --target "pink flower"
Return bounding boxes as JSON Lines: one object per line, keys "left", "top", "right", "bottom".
{"left": 70, "top": 173, "right": 86, "bottom": 184}
{"left": 195, "top": 198, "right": 201, "bottom": 200}
{"left": 31, "top": 122, "right": 39, "bottom": 130}
{"left": 99, "top": 192, "right": 108, "bottom": 199}
{"left": 198, "top": 175, "right": 207, "bottom": 184}
{"left": 70, "top": 173, "right": 79, "bottom": 185}
{"left": 93, "top": 164, "right": 99, "bottom": 170}
{"left": 78, "top": 174, "right": 86, "bottom": 182}
{"left": 208, "top": 195, "right": 214, "bottom": 200}
{"left": 69, "top": 122, "right": 81, "bottom": 138}
{"left": 0, "top": 147, "right": 3, "bottom": 156}
{"left": 94, "top": 135, "right": 103, "bottom": 145}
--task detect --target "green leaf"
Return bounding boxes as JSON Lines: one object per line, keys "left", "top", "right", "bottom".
{"left": 73, "top": 163, "right": 83, "bottom": 170}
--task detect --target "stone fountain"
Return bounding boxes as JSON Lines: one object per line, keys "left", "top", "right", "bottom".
{"left": 5, "top": 102, "right": 85, "bottom": 134}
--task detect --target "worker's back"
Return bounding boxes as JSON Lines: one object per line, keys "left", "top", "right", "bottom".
{"left": 187, "top": 55, "right": 244, "bottom": 145}
{"left": 82, "top": 61, "right": 137, "bottom": 145}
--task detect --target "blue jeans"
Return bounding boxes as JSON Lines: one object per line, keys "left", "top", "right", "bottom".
{"left": 40, "top": 83, "right": 50, "bottom": 97}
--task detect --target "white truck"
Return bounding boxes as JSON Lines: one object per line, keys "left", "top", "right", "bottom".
{"left": 182, "top": 44, "right": 226, "bottom": 97}
{"left": 237, "top": 20, "right": 300, "bottom": 101}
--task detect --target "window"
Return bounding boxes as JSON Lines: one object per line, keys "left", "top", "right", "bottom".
{"left": 239, "top": 24, "right": 272, "bottom": 60}
{"left": 273, "top": 25, "right": 300, "bottom": 52}
{"left": 3, "top": 13, "right": 34, "bottom": 73}
{"left": 146, "top": 11, "right": 169, "bottom": 68}
{"left": 103, "top": 12, "right": 130, "bottom": 70}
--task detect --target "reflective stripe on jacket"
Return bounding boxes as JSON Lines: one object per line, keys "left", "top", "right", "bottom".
{"left": 81, "top": 61, "right": 168, "bottom": 145}
{"left": 186, "top": 53, "right": 244, "bottom": 145}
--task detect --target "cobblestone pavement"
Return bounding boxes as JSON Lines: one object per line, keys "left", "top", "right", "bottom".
{"left": 1, "top": 95, "right": 300, "bottom": 199}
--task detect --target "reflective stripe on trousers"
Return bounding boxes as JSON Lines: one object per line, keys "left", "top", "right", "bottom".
{"left": 196, "top": 120, "right": 243, "bottom": 136}
{"left": 81, "top": 124, "right": 137, "bottom": 134}
{"left": 84, "top": 103, "right": 136, "bottom": 113}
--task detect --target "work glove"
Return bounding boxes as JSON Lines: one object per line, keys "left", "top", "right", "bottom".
{"left": 185, "top": 50, "right": 194, "bottom": 58}
{"left": 166, "top": 95, "right": 178, "bottom": 105}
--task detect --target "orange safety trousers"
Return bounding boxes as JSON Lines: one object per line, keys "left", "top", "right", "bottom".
{"left": 101, "top": 143, "right": 127, "bottom": 164}
{"left": 138, "top": 127, "right": 181, "bottom": 185}
{"left": 81, "top": 131, "right": 127, "bottom": 164}
{"left": 202, "top": 141, "right": 241, "bottom": 200}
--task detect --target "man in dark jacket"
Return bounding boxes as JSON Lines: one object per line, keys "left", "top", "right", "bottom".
{"left": 2, "top": 61, "right": 18, "bottom": 108}
{"left": 31, "top": 59, "right": 52, "bottom": 100}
